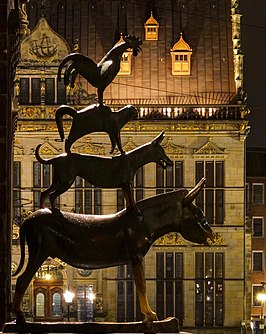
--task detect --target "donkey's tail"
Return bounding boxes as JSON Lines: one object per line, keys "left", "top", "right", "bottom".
{"left": 35, "top": 144, "right": 53, "bottom": 165}
{"left": 55, "top": 105, "right": 77, "bottom": 141}
{"left": 12, "top": 224, "right": 26, "bottom": 277}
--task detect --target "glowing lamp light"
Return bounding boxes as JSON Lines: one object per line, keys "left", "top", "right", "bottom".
{"left": 45, "top": 273, "right": 52, "bottom": 281}
{"left": 64, "top": 290, "right": 75, "bottom": 304}
{"left": 257, "top": 293, "right": 266, "bottom": 302}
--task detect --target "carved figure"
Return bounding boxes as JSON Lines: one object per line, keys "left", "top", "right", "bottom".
{"left": 12, "top": 178, "right": 216, "bottom": 324}
{"left": 55, "top": 104, "right": 138, "bottom": 154}
{"left": 35, "top": 131, "right": 172, "bottom": 213}
{"left": 57, "top": 35, "right": 142, "bottom": 105}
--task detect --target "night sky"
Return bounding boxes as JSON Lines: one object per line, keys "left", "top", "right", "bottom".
{"left": 241, "top": 0, "right": 266, "bottom": 147}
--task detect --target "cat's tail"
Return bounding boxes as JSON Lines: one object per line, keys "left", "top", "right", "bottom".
{"left": 35, "top": 144, "right": 53, "bottom": 165}
{"left": 55, "top": 105, "right": 77, "bottom": 141}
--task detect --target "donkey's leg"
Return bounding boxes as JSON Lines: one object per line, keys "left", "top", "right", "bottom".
{"left": 131, "top": 254, "right": 158, "bottom": 323}
{"left": 12, "top": 252, "right": 47, "bottom": 323}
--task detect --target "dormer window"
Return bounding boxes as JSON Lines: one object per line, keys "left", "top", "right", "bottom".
{"left": 116, "top": 34, "right": 133, "bottom": 76}
{"left": 144, "top": 12, "right": 159, "bottom": 41}
{"left": 171, "top": 33, "right": 192, "bottom": 75}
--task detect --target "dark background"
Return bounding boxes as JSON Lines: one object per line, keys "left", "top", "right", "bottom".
{"left": 241, "top": 0, "right": 266, "bottom": 147}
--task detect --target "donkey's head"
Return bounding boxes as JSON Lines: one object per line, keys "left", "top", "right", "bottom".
{"left": 150, "top": 131, "right": 173, "bottom": 169}
{"left": 179, "top": 178, "right": 216, "bottom": 246}
{"left": 124, "top": 34, "right": 142, "bottom": 56}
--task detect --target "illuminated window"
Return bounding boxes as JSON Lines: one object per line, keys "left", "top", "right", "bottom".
{"left": 252, "top": 285, "right": 264, "bottom": 306}
{"left": 36, "top": 293, "right": 45, "bottom": 317}
{"left": 171, "top": 33, "right": 192, "bottom": 76}
{"left": 144, "top": 12, "right": 159, "bottom": 41}
{"left": 195, "top": 253, "right": 224, "bottom": 327}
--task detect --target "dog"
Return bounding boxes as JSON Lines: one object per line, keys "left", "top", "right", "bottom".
{"left": 35, "top": 131, "right": 173, "bottom": 214}
{"left": 55, "top": 104, "right": 138, "bottom": 154}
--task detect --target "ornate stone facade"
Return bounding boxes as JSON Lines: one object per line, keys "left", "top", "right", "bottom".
{"left": 11, "top": 1, "right": 250, "bottom": 332}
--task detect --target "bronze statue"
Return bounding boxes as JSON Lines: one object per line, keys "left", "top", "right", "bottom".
{"left": 35, "top": 131, "right": 172, "bottom": 214}
{"left": 57, "top": 35, "right": 142, "bottom": 105}
{"left": 55, "top": 104, "right": 138, "bottom": 154}
{"left": 11, "top": 178, "right": 216, "bottom": 324}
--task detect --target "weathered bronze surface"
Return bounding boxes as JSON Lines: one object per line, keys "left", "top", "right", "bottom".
{"left": 57, "top": 35, "right": 142, "bottom": 105}
{"left": 35, "top": 131, "right": 172, "bottom": 213}
{"left": 11, "top": 178, "right": 216, "bottom": 323}
{"left": 55, "top": 104, "right": 138, "bottom": 154}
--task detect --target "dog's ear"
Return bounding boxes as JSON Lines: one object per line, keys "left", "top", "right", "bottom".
{"left": 152, "top": 131, "right": 165, "bottom": 144}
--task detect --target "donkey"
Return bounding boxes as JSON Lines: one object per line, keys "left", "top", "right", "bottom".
{"left": 12, "top": 178, "right": 216, "bottom": 324}
{"left": 55, "top": 104, "right": 138, "bottom": 154}
{"left": 57, "top": 35, "right": 142, "bottom": 105}
{"left": 35, "top": 131, "right": 172, "bottom": 214}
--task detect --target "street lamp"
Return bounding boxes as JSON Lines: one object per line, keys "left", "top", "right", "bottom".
{"left": 64, "top": 290, "right": 75, "bottom": 322}
{"left": 258, "top": 293, "right": 266, "bottom": 319}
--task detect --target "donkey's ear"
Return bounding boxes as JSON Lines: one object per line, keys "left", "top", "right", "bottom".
{"left": 152, "top": 131, "right": 165, "bottom": 144}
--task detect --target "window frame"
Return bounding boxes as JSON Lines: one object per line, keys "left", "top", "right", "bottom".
{"left": 252, "top": 251, "right": 264, "bottom": 271}
{"left": 252, "top": 183, "right": 264, "bottom": 204}
{"left": 252, "top": 284, "right": 264, "bottom": 307}
{"left": 252, "top": 217, "right": 264, "bottom": 238}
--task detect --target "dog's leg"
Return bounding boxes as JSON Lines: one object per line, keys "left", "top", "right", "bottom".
{"left": 40, "top": 175, "right": 60, "bottom": 209}
{"left": 122, "top": 183, "right": 142, "bottom": 216}
{"left": 40, "top": 187, "right": 55, "bottom": 209}
{"left": 49, "top": 178, "right": 75, "bottom": 210}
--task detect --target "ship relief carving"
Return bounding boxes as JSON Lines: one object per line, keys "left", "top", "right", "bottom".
{"left": 20, "top": 17, "right": 70, "bottom": 65}
{"left": 30, "top": 33, "right": 57, "bottom": 58}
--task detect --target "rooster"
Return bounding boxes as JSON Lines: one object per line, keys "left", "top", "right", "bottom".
{"left": 57, "top": 34, "right": 142, "bottom": 105}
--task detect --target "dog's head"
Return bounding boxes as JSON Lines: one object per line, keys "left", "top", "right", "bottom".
{"left": 151, "top": 131, "right": 173, "bottom": 169}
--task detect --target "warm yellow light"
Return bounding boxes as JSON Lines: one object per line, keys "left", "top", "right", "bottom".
{"left": 64, "top": 290, "right": 75, "bottom": 304}
{"left": 45, "top": 273, "right": 52, "bottom": 280}
{"left": 88, "top": 291, "right": 95, "bottom": 302}
{"left": 257, "top": 293, "right": 266, "bottom": 302}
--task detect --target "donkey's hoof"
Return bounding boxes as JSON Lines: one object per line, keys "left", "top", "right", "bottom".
{"left": 15, "top": 311, "right": 26, "bottom": 324}
{"left": 143, "top": 311, "right": 158, "bottom": 324}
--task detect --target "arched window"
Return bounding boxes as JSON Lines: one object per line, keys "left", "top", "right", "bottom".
{"left": 52, "top": 292, "right": 62, "bottom": 316}
{"left": 36, "top": 292, "right": 45, "bottom": 317}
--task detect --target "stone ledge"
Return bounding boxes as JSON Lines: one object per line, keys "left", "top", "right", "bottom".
{"left": 3, "top": 317, "right": 181, "bottom": 333}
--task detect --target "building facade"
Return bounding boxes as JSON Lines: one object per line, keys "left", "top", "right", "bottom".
{"left": 11, "top": 1, "right": 250, "bottom": 333}
{"left": 247, "top": 148, "right": 266, "bottom": 328}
